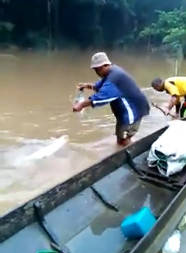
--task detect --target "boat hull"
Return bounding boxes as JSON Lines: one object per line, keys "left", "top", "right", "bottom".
{"left": 1, "top": 126, "right": 185, "bottom": 253}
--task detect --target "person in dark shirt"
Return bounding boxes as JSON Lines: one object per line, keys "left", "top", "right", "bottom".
{"left": 73, "top": 52, "right": 150, "bottom": 146}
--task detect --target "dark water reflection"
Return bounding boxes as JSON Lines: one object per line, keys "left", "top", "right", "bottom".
{"left": 0, "top": 49, "right": 183, "bottom": 214}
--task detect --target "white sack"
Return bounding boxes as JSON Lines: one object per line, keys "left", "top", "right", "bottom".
{"left": 147, "top": 120, "right": 186, "bottom": 177}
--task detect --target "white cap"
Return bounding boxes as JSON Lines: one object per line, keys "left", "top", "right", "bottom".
{"left": 90, "top": 52, "right": 111, "bottom": 69}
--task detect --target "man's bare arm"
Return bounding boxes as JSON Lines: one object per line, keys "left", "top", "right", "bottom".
{"left": 167, "top": 95, "right": 179, "bottom": 111}
{"left": 78, "top": 83, "right": 95, "bottom": 91}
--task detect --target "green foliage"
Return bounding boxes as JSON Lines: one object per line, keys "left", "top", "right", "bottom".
{"left": 139, "top": 9, "right": 186, "bottom": 54}
{"left": 0, "top": 0, "right": 185, "bottom": 50}
{"left": 0, "top": 21, "right": 14, "bottom": 31}
{"left": 0, "top": 22, "right": 14, "bottom": 44}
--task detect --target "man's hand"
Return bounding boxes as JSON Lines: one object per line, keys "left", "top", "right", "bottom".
{"left": 73, "top": 99, "right": 92, "bottom": 112}
{"left": 73, "top": 102, "right": 83, "bottom": 112}
{"left": 77, "top": 83, "right": 93, "bottom": 91}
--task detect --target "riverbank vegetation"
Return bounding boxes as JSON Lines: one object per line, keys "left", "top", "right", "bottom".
{"left": 0, "top": 0, "right": 186, "bottom": 56}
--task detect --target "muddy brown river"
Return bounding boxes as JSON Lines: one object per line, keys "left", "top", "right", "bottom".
{"left": 0, "top": 48, "right": 183, "bottom": 215}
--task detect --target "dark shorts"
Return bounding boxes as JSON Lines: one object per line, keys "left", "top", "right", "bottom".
{"left": 116, "top": 119, "right": 141, "bottom": 140}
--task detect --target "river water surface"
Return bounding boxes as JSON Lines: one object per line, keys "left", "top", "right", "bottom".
{"left": 0, "top": 49, "right": 184, "bottom": 215}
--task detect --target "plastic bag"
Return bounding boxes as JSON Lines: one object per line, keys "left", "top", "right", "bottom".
{"left": 73, "top": 90, "right": 85, "bottom": 104}
{"left": 147, "top": 120, "right": 186, "bottom": 177}
{"left": 162, "top": 230, "right": 181, "bottom": 253}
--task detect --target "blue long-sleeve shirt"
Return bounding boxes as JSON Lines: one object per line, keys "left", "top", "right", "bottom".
{"left": 89, "top": 65, "right": 150, "bottom": 125}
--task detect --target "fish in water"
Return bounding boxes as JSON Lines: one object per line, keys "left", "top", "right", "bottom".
{"left": 16, "top": 135, "right": 68, "bottom": 165}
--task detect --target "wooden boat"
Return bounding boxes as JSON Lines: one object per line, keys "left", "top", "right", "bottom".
{"left": 1, "top": 126, "right": 186, "bottom": 253}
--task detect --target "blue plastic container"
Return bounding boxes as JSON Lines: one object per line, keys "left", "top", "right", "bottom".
{"left": 120, "top": 207, "right": 156, "bottom": 239}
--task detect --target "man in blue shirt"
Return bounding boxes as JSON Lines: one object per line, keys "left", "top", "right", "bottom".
{"left": 73, "top": 52, "right": 150, "bottom": 146}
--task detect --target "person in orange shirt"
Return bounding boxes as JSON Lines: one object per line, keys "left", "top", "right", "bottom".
{"left": 151, "top": 77, "right": 186, "bottom": 119}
